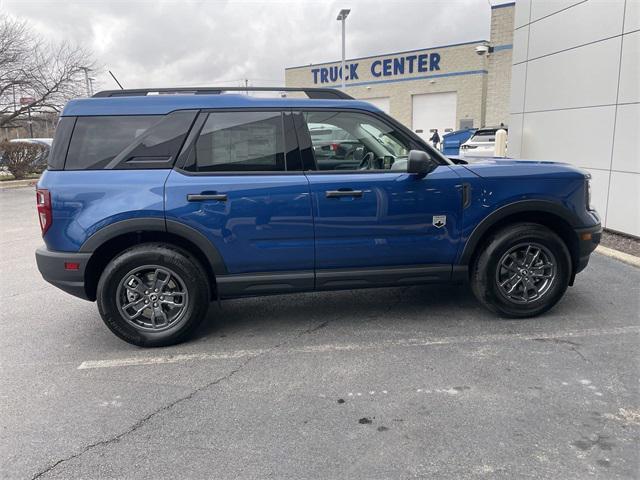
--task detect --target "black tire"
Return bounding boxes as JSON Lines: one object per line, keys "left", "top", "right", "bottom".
{"left": 97, "top": 243, "right": 209, "bottom": 347}
{"left": 470, "top": 223, "right": 571, "bottom": 318}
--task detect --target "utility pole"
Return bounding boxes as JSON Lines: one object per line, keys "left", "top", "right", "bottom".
{"left": 336, "top": 9, "right": 350, "bottom": 90}
{"left": 244, "top": 78, "right": 249, "bottom": 95}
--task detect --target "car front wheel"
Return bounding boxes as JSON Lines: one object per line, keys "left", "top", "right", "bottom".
{"left": 97, "top": 243, "right": 209, "bottom": 347}
{"left": 471, "top": 223, "right": 572, "bottom": 318}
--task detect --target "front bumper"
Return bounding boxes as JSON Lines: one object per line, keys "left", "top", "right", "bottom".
{"left": 35, "top": 247, "right": 92, "bottom": 301}
{"left": 574, "top": 223, "right": 602, "bottom": 274}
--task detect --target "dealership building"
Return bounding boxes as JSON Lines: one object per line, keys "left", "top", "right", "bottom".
{"left": 285, "top": 0, "right": 639, "bottom": 238}
{"left": 285, "top": 3, "right": 515, "bottom": 143}
{"left": 509, "top": 0, "right": 639, "bottom": 237}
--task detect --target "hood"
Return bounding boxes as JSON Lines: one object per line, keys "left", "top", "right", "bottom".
{"left": 461, "top": 157, "right": 588, "bottom": 179}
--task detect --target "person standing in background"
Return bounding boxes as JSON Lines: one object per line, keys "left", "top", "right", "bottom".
{"left": 429, "top": 129, "right": 441, "bottom": 149}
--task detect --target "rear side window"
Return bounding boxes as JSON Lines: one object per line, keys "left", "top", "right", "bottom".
{"left": 48, "top": 117, "right": 75, "bottom": 170}
{"left": 66, "top": 116, "right": 159, "bottom": 169}
{"left": 188, "top": 111, "right": 285, "bottom": 172}
{"left": 65, "top": 111, "right": 196, "bottom": 170}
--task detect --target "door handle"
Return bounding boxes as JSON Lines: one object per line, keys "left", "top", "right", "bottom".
{"left": 325, "top": 190, "right": 363, "bottom": 198}
{"left": 187, "top": 193, "right": 228, "bottom": 202}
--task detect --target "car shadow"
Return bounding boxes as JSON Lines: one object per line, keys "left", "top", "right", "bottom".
{"left": 190, "top": 284, "right": 495, "bottom": 342}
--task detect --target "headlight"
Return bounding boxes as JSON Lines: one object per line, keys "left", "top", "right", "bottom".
{"left": 586, "top": 178, "right": 594, "bottom": 210}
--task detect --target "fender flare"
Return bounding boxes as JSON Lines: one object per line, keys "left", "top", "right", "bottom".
{"left": 458, "top": 200, "right": 579, "bottom": 265}
{"left": 79, "top": 217, "right": 228, "bottom": 275}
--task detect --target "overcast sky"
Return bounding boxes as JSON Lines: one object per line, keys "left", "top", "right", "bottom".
{"left": 4, "top": 0, "right": 492, "bottom": 92}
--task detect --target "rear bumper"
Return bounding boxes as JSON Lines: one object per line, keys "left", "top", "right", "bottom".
{"left": 35, "top": 247, "right": 92, "bottom": 301}
{"left": 574, "top": 223, "right": 602, "bottom": 274}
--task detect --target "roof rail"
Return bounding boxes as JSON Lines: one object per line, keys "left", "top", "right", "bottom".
{"left": 92, "top": 87, "right": 353, "bottom": 100}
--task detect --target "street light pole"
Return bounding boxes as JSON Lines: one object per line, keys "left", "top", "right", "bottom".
{"left": 78, "top": 66, "right": 92, "bottom": 97}
{"left": 27, "top": 106, "right": 33, "bottom": 138}
{"left": 336, "top": 9, "right": 350, "bottom": 90}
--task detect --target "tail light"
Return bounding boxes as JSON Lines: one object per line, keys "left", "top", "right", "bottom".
{"left": 36, "top": 188, "right": 52, "bottom": 236}
{"left": 330, "top": 143, "right": 339, "bottom": 151}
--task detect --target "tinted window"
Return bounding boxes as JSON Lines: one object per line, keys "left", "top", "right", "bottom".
{"left": 304, "top": 111, "right": 411, "bottom": 171}
{"left": 48, "top": 117, "right": 75, "bottom": 170}
{"left": 190, "top": 112, "right": 285, "bottom": 172}
{"left": 66, "top": 116, "right": 159, "bottom": 169}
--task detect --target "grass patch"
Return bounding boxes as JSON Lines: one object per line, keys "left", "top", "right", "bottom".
{"left": 0, "top": 173, "right": 41, "bottom": 182}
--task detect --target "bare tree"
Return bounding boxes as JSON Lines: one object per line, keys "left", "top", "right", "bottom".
{"left": 0, "top": 14, "right": 95, "bottom": 127}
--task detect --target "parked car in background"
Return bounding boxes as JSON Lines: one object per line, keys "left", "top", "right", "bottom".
{"left": 441, "top": 128, "right": 476, "bottom": 156}
{"left": 9, "top": 138, "right": 53, "bottom": 173}
{"left": 459, "top": 127, "right": 507, "bottom": 159}
{"left": 309, "top": 125, "right": 362, "bottom": 166}
{"left": 35, "top": 87, "right": 600, "bottom": 347}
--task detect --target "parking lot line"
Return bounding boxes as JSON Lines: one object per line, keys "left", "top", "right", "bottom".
{"left": 77, "top": 325, "right": 639, "bottom": 370}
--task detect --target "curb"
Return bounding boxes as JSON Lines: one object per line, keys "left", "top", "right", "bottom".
{"left": 0, "top": 179, "right": 38, "bottom": 189}
{"left": 596, "top": 245, "right": 640, "bottom": 268}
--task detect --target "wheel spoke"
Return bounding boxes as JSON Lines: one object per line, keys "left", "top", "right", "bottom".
{"left": 122, "top": 300, "right": 147, "bottom": 320}
{"left": 524, "top": 277, "right": 538, "bottom": 298}
{"left": 531, "top": 272, "right": 553, "bottom": 279}
{"left": 500, "top": 272, "right": 519, "bottom": 288}
{"left": 152, "top": 269, "right": 171, "bottom": 291}
{"left": 506, "top": 277, "right": 522, "bottom": 294}
{"left": 502, "top": 261, "right": 519, "bottom": 273}
{"left": 527, "top": 249, "right": 541, "bottom": 268}
{"left": 125, "top": 275, "right": 148, "bottom": 296}
{"left": 531, "top": 262, "right": 553, "bottom": 271}
{"left": 123, "top": 297, "right": 145, "bottom": 310}
{"left": 151, "top": 305, "right": 167, "bottom": 328}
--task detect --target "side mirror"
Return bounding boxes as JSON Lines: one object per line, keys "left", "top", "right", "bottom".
{"left": 407, "top": 150, "right": 436, "bottom": 177}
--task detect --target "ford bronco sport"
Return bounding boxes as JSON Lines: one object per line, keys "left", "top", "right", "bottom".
{"left": 35, "top": 87, "right": 601, "bottom": 347}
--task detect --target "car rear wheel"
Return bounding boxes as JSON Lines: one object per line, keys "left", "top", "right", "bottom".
{"left": 97, "top": 243, "right": 209, "bottom": 347}
{"left": 471, "top": 223, "right": 571, "bottom": 317}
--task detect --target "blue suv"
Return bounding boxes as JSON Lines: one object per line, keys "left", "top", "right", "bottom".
{"left": 35, "top": 87, "right": 601, "bottom": 347}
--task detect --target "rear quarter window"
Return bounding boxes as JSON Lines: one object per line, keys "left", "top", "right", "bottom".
{"left": 64, "top": 111, "right": 197, "bottom": 170}
{"left": 47, "top": 117, "right": 76, "bottom": 170}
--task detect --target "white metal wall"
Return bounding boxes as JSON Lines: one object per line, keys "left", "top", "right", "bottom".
{"left": 509, "top": 0, "right": 640, "bottom": 237}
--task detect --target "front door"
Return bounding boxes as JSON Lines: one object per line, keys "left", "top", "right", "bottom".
{"left": 298, "top": 109, "right": 463, "bottom": 289}
{"left": 165, "top": 110, "right": 315, "bottom": 297}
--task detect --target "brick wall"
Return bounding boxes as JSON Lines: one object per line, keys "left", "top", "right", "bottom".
{"left": 485, "top": 3, "right": 515, "bottom": 126}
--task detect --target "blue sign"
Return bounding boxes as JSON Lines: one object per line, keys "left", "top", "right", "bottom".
{"left": 310, "top": 52, "right": 441, "bottom": 84}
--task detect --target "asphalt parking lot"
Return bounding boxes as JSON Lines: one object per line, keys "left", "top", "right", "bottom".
{"left": 1, "top": 186, "right": 638, "bottom": 480}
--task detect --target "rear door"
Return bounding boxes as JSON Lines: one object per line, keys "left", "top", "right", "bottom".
{"left": 164, "top": 110, "right": 315, "bottom": 297}
{"left": 297, "top": 109, "right": 463, "bottom": 289}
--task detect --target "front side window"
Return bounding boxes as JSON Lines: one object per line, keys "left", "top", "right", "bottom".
{"left": 190, "top": 111, "right": 285, "bottom": 172}
{"left": 303, "top": 111, "right": 411, "bottom": 171}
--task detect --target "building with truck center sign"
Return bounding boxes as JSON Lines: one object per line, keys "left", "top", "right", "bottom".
{"left": 285, "top": 2, "right": 515, "bottom": 144}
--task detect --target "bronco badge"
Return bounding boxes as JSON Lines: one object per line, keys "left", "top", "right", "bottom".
{"left": 432, "top": 215, "right": 446, "bottom": 228}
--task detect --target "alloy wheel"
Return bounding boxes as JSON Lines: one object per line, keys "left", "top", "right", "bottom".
{"left": 495, "top": 243, "right": 557, "bottom": 304}
{"left": 116, "top": 265, "right": 189, "bottom": 331}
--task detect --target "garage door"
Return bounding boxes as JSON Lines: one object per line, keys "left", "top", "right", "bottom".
{"left": 411, "top": 92, "right": 457, "bottom": 143}
{"left": 362, "top": 97, "right": 390, "bottom": 114}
